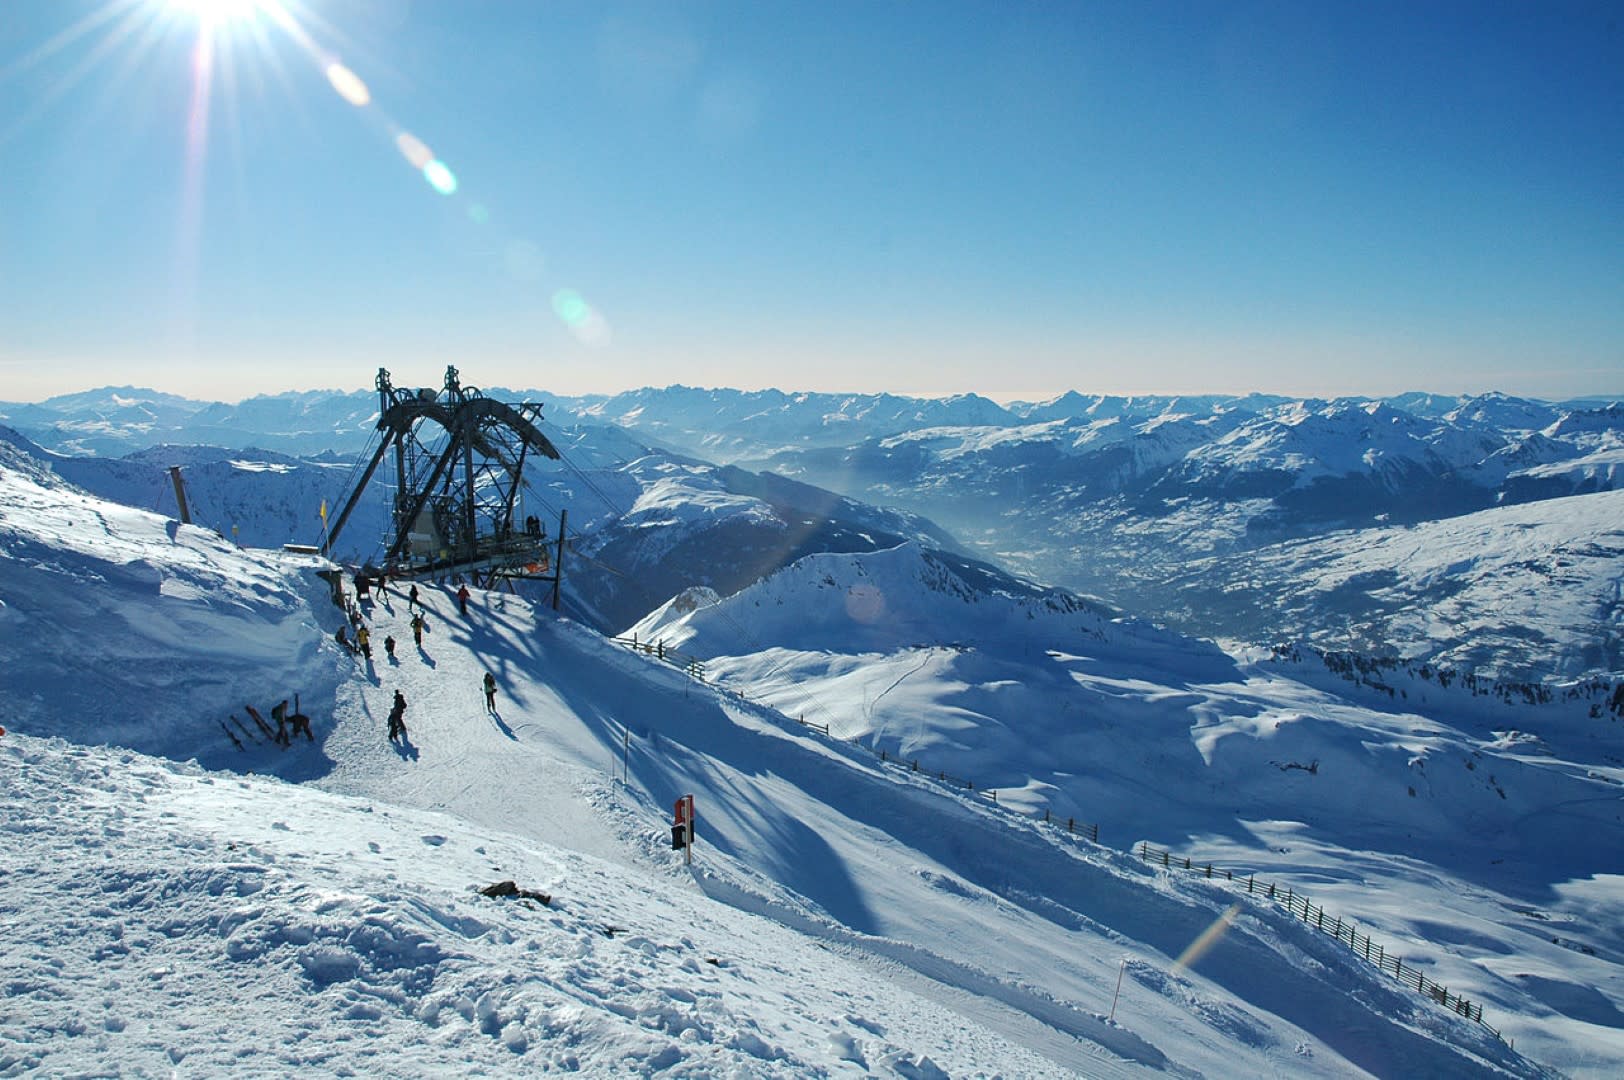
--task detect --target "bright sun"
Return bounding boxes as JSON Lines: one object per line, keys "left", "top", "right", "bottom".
{"left": 166, "top": 0, "right": 262, "bottom": 24}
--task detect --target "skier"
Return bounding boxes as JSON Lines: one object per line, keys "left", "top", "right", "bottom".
{"left": 483, "top": 671, "right": 497, "bottom": 711}
{"left": 408, "top": 583, "right": 421, "bottom": 611}
{"left": 387, "top": 690, "right": 407, "bottom": 742}
{"left": 335, "top": 626, "right": 353, "bottom": 653}
{"left": 270, "top": 699, "right": 291, "bottom": 747}
{"left": 411, "top": 612, "right": 426, "bottom": 647}
{"left": 289, "top": 709, "right": 314, "bottom": 741}
{"left": 384, "top": 634, "right": 397, "bottom": 660}
{"left": 457, "top": 583, "right": 471, "bottom": 616}
{"left": 357, "top": 624, "right": 372, "bottom": 659}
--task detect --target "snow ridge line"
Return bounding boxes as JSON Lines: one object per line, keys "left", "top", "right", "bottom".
{"left": 1135, "top": 842, "right": 1504, "bottom": 1043}
{"left": 608, "top": 634, "right": 1104, "bottom": 843}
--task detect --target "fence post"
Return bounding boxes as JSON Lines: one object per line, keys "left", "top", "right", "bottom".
{"left": 990, "top": 789, "right": 996, "bottom": 802}
{"left": 1162, "top": 849, "right": 1169, "bottom": 867}
{"left": 1046, "top": 809, "right": 1052, "bottom": 824}
{"left": 1205, "top": 863, "right": 1212, "bottom": 878}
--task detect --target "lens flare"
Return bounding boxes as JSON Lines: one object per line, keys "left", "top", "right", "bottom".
{"left": 324, "top": 61, "right": 368, "bottom": 106}
{"left": 552, "top": 290, "right": 611, "bottom": 346}
{"left": 1171, "top": 904, "right": 1241, "bottom": 975}
{"left": 845, "top": 584, "right": 887, "bottom": 624}
{"left": 394, "top": 131, "right": 433, "bottom": 169}
{"left": 25, "top": 0, "right": 613, "bottom": 358}
{"left": 552, "top": 289, "right": 588, "bottom": 325}
{"left": 423, "top": 159, "right": 457, "bottom": 195}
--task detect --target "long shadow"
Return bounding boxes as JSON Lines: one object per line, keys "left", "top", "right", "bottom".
{"left": 489, "top": 708, "right": 516, "bottom": 741}
{"left": 393, "top": 732, "right": 419, "bottom": 761}
{"left": 416, "top": 647, "right": 436, "bottom": 669}
{"left": 536, "top": 631, "right": 1532, "bottom": 1076}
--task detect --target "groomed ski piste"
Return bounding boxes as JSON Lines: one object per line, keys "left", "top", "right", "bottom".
{"left": 1, "top": 446, "right": 1615, "bottom": 1077}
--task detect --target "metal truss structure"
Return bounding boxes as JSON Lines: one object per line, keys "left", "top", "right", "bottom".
{"left": 321, "top": 366, "right": 564, "bottom": 586}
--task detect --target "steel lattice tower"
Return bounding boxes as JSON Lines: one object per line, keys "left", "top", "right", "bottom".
{"left": 322, "top": 366, "right": 563, "bottom": 585}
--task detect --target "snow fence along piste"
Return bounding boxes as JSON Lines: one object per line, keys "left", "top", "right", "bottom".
{"left": 1136, "top": 842, "right": 1501, "bottom": 1041}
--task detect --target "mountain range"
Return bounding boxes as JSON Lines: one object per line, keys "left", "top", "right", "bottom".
{"left": 5, "top": 383, "right": 1620, "bottom": 682}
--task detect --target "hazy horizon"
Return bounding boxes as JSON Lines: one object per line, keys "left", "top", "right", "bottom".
{"left": 6, "top": 378, "right": 1622, "bottom": 411}
{"left": 3, "top": 2, "right": 1619, "bottom": 404}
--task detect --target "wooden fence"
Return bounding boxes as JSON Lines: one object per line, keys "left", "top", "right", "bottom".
{"left": 611, "top": 634, "right": 708, "bottom": 681}
{"left": 1136, "top": 843, "right": 1501, "bottom": 1040}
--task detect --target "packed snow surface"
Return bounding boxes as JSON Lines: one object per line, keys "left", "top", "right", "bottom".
{"left": 2, "top": 447, "right": 1619, "bottom": 1077}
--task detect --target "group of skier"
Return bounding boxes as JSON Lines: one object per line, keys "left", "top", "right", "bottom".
{"left": 228, "top": 571, "right": 500, "bottom": 755}
{"left": 229, "top": 698, "right": 312, "bottom": 750}
{"left": 270, "top": 698, "right": 314, "bottom": 746}
{"left": 384, "top": 671, "right": 497, "bottom": 744}
{"left": 334, "top": 572, "right": 500, "bottom": 746}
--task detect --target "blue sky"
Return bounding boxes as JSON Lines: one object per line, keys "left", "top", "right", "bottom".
{"left": 2, "top": 0, "right": 1620, "bottom": 404}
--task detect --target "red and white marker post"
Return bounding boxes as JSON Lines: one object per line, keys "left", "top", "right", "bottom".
{"left": 671, "top": 794, "right": 696, "bottom": 865}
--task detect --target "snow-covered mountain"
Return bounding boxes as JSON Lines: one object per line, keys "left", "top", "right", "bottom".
{"left": 0, "top": 385, "right": 379, "bottom": 457}
{"left": 7, "top": 383, "right": 1623, "bottom": 680}
{"left": 5, "top": 434, "right": 1615, "bottom": 1076}
{"left": 1150, "top": 490, "right": 1624, "bottom": 679}
{"left": 0, "top": 423, "right": 958, "bottom": 637}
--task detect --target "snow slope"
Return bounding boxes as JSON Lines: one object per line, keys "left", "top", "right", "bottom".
{"left": 1154, "top": 489, "right": 1624, "bottom": 679}
{"left": 632, "top": 544, "right": 1624, "bottom": 1076}
{"left": 0, "top": 440, "right": 1582, "bottom": 1076}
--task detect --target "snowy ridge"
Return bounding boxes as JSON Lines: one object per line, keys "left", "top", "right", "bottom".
{"left": 1158, "top": 489, "right": 1624, "bottom": 679}
{"left": 1, "top": 438, "right": 1590, "bottom": 1076}
{"left": 0, "top": 439, "right": 337, "bottom": 759}
{"left": 7, "top": 384, "right": 1624, "bottom": 681}
{"left": 631, "top": 541, "right": 1120, "bottom": 660}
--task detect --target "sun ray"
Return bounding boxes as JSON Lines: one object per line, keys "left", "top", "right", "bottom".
{"left": 0, "top": 2, "right": 158, "bottom": 148}
{"left": 6, "top": 0, "right": 611, "bottom": 356}
{"left": 0, "top": 0, "right": 139, "bottom": 82}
